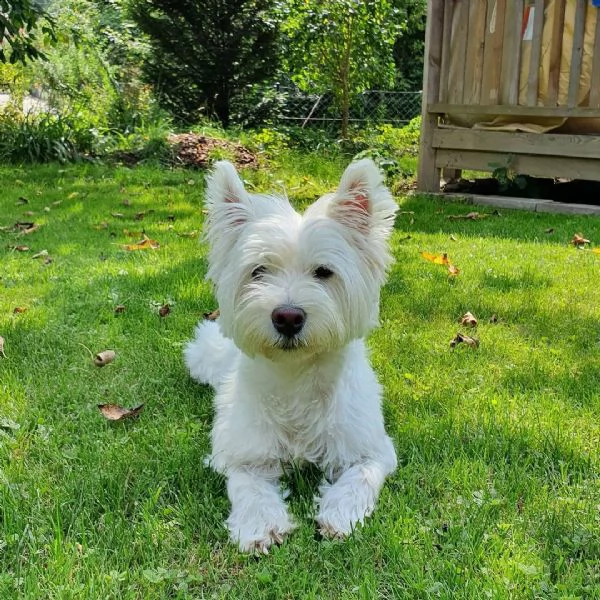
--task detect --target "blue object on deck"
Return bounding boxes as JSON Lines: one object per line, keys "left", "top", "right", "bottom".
{"left": 593, "top": 0, "right": 600, "bottom": 7}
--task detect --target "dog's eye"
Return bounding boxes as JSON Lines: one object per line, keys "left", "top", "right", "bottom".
{"left": 314, "top": 266, "right": 334, "bottom": 280}
{"left": 251, "top": 265, "right": 267, "bottom": 279}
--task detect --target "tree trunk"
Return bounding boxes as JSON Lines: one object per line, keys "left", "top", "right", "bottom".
{"left": 213, "top": 85, "right": 230, "bottom": 128}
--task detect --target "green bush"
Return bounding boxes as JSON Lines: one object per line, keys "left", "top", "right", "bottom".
{"left": 0, "top": 107, "right": 96, "bottom": 163}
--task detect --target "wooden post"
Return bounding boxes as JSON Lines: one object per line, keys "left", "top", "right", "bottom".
{"left": 418, "top": 0, "right": 445, "bottom": 193}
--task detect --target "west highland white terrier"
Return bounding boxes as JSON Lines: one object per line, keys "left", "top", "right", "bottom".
{"left": 184, "top": 159, "right": 398, "bottom": 553}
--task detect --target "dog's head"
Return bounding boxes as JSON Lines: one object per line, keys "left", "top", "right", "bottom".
{"left": 203, "top": 159, "right": 397, "bottom": 360}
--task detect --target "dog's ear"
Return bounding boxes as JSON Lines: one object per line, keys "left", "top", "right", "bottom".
{"left": 205, "top": 160, "right": 252, "bottom": 226}
{"left": 327, "top": 159, "right": 397, "bottom": 237}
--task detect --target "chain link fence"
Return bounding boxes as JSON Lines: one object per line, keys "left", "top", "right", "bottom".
{"left": 274, "top": 88, "right": 422, "bottom": 130}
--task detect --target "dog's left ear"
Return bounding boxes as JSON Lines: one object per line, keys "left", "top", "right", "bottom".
{"left": 328, "top": 159, "right": 397, "bottom": 237}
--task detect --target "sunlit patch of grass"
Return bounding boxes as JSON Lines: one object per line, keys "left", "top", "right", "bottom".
{"left": 1, "top": 162, "right": 599, "bottom": 598}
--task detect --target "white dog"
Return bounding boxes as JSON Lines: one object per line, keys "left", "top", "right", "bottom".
{"left": 184, "top": 159, "right": 398, "bottom": 553}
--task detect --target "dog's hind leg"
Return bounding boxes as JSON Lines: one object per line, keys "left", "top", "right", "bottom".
{"left": 184, "top": 320, "right": 238, "bottom": 388}
{"left": 225, "top": 468, "right": 296, "bottom": 554}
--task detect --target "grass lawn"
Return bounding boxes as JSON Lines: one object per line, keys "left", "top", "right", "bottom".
{"left": 1, "top": 159, "right": 599, "bottom": 599}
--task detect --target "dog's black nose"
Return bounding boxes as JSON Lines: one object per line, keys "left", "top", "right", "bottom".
{"left": 271, "top": 306, "right": 306, "bottom": 338}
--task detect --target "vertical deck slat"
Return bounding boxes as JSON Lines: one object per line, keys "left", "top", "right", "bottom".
{"left": 464, "top": 0, "right": 488, "bottom": 104}
{"left": 590, "top": 8, "right": 600, "bottom": 108}
{"left": 526, "top": 0, "right": 545, "bottom": 106}
{"left": 418, "top": 0, "right": 445, "bottom": 192}
{"left": 500, "top": 0, "right": 524, "bottom": 104}
{"left": 481, "top": 0, "right": 507, "bottom": 104}
{"left": 547, "top": 0, "right": 566, "bottom": 105}
{"left": 438, "top": 0, "right": 454, "bottom": 102}
{"left": 568, "top": 0, "right": 587, "bottom": 107}
{"left": 448, "top": 0, "right": 469, "bottom": 104}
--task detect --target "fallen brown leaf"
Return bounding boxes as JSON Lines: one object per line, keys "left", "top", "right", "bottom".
{"left": 23, "top": 211, "right": 35, "bottom": 217}
{"left": 32, "top": 250, "right": 49, "bottom": 259}
{"left": 14, "top": 222, "right": 39, "bottom": 234}
{"left": 94, "top": 350, "right": 116, "bottom": 367}
{"left": 447, "top": 264, "right": 460, "bottom": 276}
{"left": 111, "top": 212, "right": 125, "bottom": 219}
{"left": 449, "top": 234, "right": 457, "bottom": 242}
{"left": 98, "top": 403, "right": 144, "bottom": 421}
{"left": 122, "top": 198, "right": 132, "bottom": 206}
{"left": 67, "top": 192, "right": 79, "bottom": 199}
{"left": 134, "top": 212, "right": 145, "bottom": 221}
{"left": 13, "top": 307, "right": 28, "bottom": 314}
{"left": 0, "top": 335, "right": 5, "bottom": 358}
{"left": 177, "top": 230, "right": 198, "bottom": 238}
{"left": 9, "top": 245, "right": 29, "bottom": 252}
{"left": 204, "top": 308, "right": 220, "bottom": 321}
{"left": 114, "top": 304, "right": 126, "bottom": 314}
{"left": 447, "top": 211, "right": 486, "bottom": 221}
{"left": 545, "top": 228, "right": 555, "bottom": 234}
{"left": 16, "top": 196, "right": 29, "bottom": 205}
{"left": 167, "top": 215, "right": 176, "bottom": 222}
{"left": 93, "top": 222, "right": 109, "bottom": 230}
{"left": 489, "top": 314, "right": 498, "bottom": 323}
{"left": 571, "top": 233, "right": 590, "bottom": 247}
{"left": 158, "top": 304, "right": 170, "bottom": 317}
{"left": 122, "top": 235, "right": 160, "bottom": 251}
{"left": 450, "top": 333, "right": 479, "bottom": 349}
{"left": 460, "top": 311, "right": 478, "bottom": 327}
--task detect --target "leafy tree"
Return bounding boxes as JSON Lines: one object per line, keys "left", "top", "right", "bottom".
{"left": 0, "top": 0, "right": 56, "bottom": 64}
{"left": 128, "top": 0, "right": 281, "bottom": 126}
{"left": 283, "top": 0, "right": 402, "bottom": 138}
{"left": 392, "top": 0, "right": 426, "bottom": 91}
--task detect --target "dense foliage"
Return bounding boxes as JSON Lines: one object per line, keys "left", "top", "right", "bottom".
{"left": 0, "top": 0, "right": 56, "bottom": 64}
{"left": 128, "top": 0, "right": 281, "bottom": 126}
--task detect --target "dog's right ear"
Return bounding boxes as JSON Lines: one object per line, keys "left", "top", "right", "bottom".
{"left": 205, "top": 160, "right": 252, "bottom": 227}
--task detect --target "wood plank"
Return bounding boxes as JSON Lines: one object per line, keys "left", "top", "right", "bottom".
{"left": 590, "top": 8, "right": 600, "bottom": 108}
{"left": 464, "top": 0, "right": 487, "bottom": 105}
{"left": 481, "top": 0, "right": 506, "bottom": 104}
{"left": 547, "top": 0, "right": 566, "bottom": 105}
{"left": 448, "top": 0, "right": 469, "bottom": 104}
{"left": 526, "top": 0, "right": 546, "bottom": 106}
{"left": 432, "top": 129, "right": 600, "bottom": 159}
{"left": 499, "top": 0, "right": 524, "bottom": 104}
{"left": 418, "top": 0, "right": 445, "bottom": 193}
{"left": 438, "top": 0, "right": 454, "bottom": 102}
{"left": 434, "top": 149, "right": 600, "bottom": 181}
{"left": 568, "top": 0, "right": 587, "bottom": 107}
{"left": 427, "top": 102, "right": 600, "bottom": 118}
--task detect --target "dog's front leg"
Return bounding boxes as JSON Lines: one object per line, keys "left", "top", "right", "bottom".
{"left": 315, "top": 457, "right": 394, "bottom": 539}
{"left": 225, "top": 468, "right": 295, "bottom": 553}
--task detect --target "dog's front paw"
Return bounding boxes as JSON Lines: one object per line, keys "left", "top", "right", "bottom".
{"left": 227, "top": 512, "right": 295, "bottom": 554}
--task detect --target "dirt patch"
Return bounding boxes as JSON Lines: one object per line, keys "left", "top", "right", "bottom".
{"left": 168, "top": 133, "right": 258, "bottom": 169}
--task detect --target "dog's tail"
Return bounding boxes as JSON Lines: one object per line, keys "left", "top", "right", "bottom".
{"left": 184, "top": 320, "right": 238, "bottom": 388}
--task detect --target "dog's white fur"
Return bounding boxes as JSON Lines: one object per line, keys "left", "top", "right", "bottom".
{"left": 184, "top": 159, "right": 398, "bottom": 553}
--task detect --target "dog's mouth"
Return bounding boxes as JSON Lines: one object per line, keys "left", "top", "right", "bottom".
{"left": 274, "top": 336, "right": 306, "bottom": 352}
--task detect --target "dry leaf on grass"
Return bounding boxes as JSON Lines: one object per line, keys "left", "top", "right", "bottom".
{"left": 123, "top": 229, "right": 145, "bottom": 238}
{"left": 177, "top": 230, "right": 198, "bottom": 238}
{"left": 447, "top": 212, "right": 487, "bottom": 221}
{"left": 545, "top": 228, "right": 555, "bottom": 234}
{"left": 16, "top": 196, "right": 29, "bottom": 205}
{"left": 111, "top": 212, "right": 125, "bottom": 219}
{"left": 98, "top": 403, "right": 144, "bottom": 421}
{"left": 94, "top": 350, "right": 116, "bottom": 367}
{"left": 0, "top": 335, "right": 5, "bottom": 358}
{"left": 32, "top": 250, "right": 48, "bottom": 259}
{"left": 122, "top": 235, "right": 160, "bottom": 251}
{"left": 158, "top": 304, "right": 170, "bottom": 317}
{"left": 23, "top": 210, "right": 35, "bottom": 217}
{"left": 489, "top": 314, "right": 498, "bottom": 323}
{"left": 114, "top": 304, "right": 126, "bottom": 314}
{"left": 93, "top": 222, "right": 109, "bottom": 230}
{"left": 571, "top": 233, "right": 590, "bottom": 247}
{"left": 14, "top": 222, "right": 39, "bottom": 234}
{"left": 460, "top": 311, "right": 478, "bottom": 327}
{"left": 447, "top": 264, "right": 460, "bottom": 276}
{"left": 204, "top": 308, "right": 220, "bottom": 320}
{"left": 134, "top": 212, "right": 146, "bottom": 221}
{"left": 13, "top": 307, "right": 28, "bottom": 314}
{"left": 450, "top": 333, "right": 479, "bottom": 349}
{"left": 421, "top": 252, "right": 449, "bottom": 265}
{"left": 9, "top": 245, "right": 29, "bottom": 252}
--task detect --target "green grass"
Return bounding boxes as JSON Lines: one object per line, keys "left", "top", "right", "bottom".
{"left": 1, "top": 159, "right": 599, "bottom": 599}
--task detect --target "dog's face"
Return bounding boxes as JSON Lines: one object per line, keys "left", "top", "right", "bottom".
{"left": 203, "top": 160, "right": 397, "bottom": 359}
